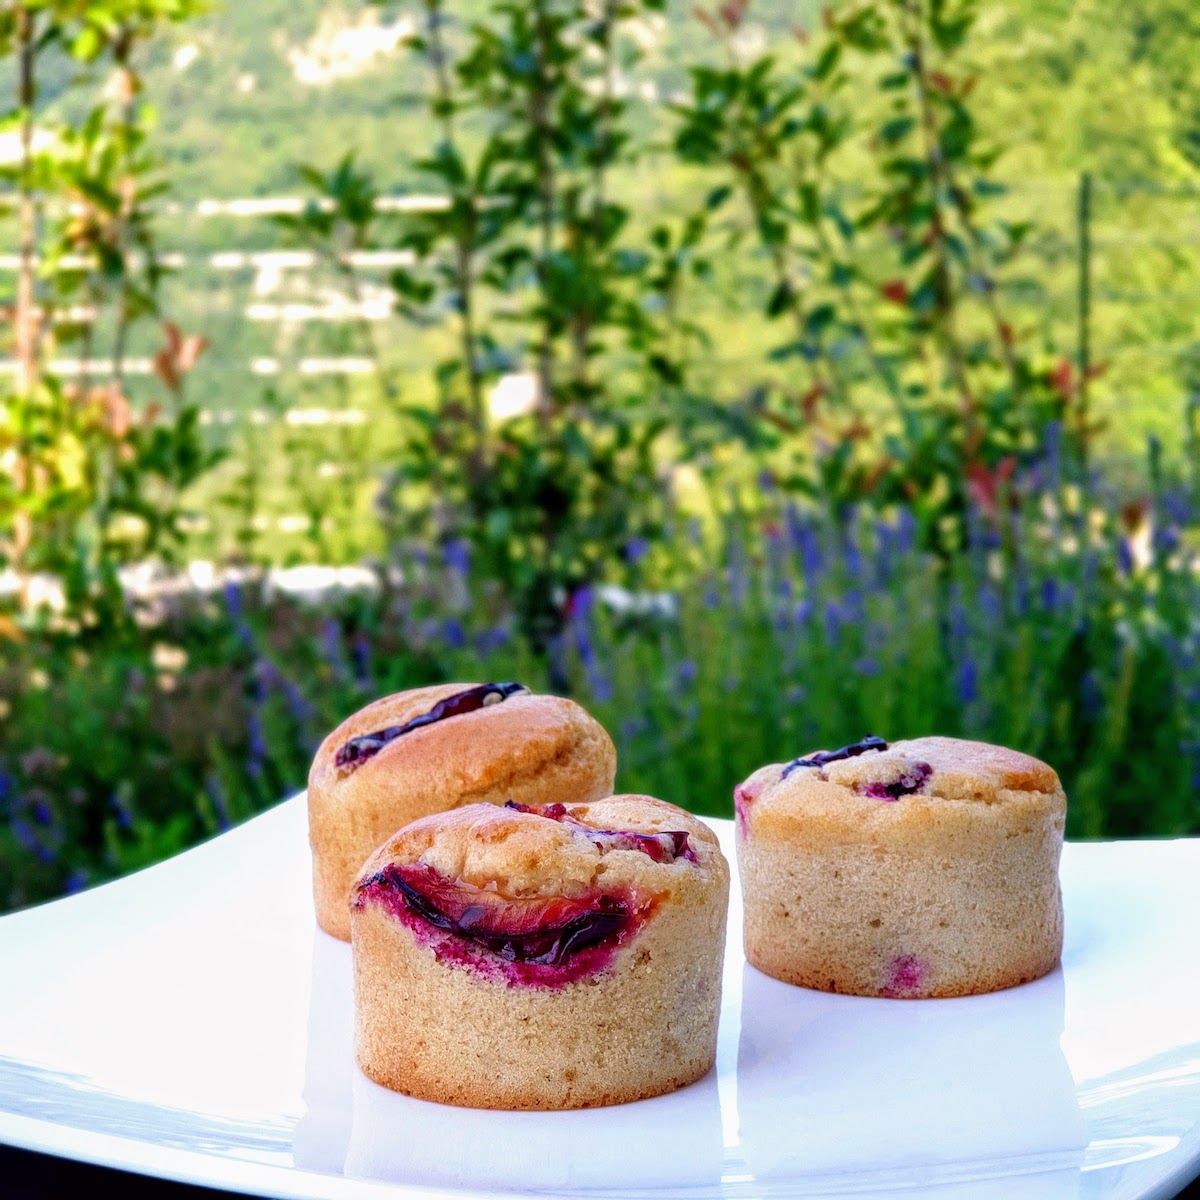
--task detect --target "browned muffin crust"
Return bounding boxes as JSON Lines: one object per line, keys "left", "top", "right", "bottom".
{"left": 736, "top": 736, "right": 1066, "bottom": 998}
{"left": 309, "top": 684, "right": 616, "bottom": 940}
{"left": 351, "top": 797, "right": 729, "bottom": 1109}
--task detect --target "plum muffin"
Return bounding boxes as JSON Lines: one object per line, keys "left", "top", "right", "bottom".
{"left": 309, "top": 683, "right": 616, "bottom": 940}
{"left": 735, "top": 736, "right": 1066, "bottom": 998}
{"left": 350, "top": 797, "right": 729, "bottom": 1109}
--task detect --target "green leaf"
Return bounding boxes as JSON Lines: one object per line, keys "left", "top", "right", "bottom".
{"left": 766, "top": 279, "right": 795, "bottom": 318}
{"left": 812, "top": 43, "right": 841, "bottom": 82}
{"left": 705, "top": 185, "right": 733, "bottom": 211}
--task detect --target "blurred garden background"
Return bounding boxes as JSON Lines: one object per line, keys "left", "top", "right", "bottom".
{"left": 1, "top": 0, "right": 1198, "bottom": 912}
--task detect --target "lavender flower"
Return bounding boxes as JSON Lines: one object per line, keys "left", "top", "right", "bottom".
{"left": 792, "top": 517, "right": 824, "bottom": 585}
{"left": 320, "top": 619, "right": 349, "bottom": 683}
{"left": 224, "top": 581, "right": 255, "bottom": 648}
{"left": 443, "top": 538, "right": 470, "bottom": 578}
{"left": 570, "top": 585, "right": 596, "bottom": 621}
{"left": 824, "top": 599, "right": 842, "bottom": 645}
{"left": 956, "top": 657, "right": 979, "bottom": 704}
{"left": 206, "top": 774, "right": 232, "bottom": 832}
{"left": 110, "top": 791, "right": 134, "bottom": 832}
{"left": 623, "top": 537, "right": 650, "bottom": 565}
{"left": 842, "top": 520, "right": 863, "bottom": 582}
{"left": 475, "top": 626, "right": 511, "bottom": 655}
{"left": 727, "top": 535, "right": 748, "bottom": 607}
{"left": 12, "top": 817, "right": 44, "bottom": 858}
{"left": 1043, "top": 420, "right": 1062, "bottom": 495}
{"left": 441, "top": 619, "right": 467, "bottom": 650}
{"left": 351, "top": 633, "right": 372, "bottom": 683}
{"left": 247, "top": 711, "right": 267, "bottom": 773}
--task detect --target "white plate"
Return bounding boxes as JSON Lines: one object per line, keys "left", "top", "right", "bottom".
{"left": 1, "top": 797, "right": 1198, "bottom": 1200}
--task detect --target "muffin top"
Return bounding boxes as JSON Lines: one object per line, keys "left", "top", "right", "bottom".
{"left": 308, "top": 682, "right": 615, "bottom": 803}
{"left": 735, "top": 736, "right": 1065, "bottom": 843}
{"left": 353, "top": 797, "right": 727, "bottom": 984}
{"left": 357, "top": 795, "right": 725, "bottom": 903}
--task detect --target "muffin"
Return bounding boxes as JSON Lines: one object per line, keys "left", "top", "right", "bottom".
{"left": 735, "top": 736, "right": 1066, "bottom": 998}
{"left": 350, "top": 796, "right": 729, "bottom": 1109}
{"left": 309, "top": 683, "right": 616, "bottom": 940}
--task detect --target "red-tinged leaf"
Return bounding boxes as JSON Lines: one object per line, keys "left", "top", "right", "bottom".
{"left": 999, "top": 320, "right": 1014, "bottom": 346}
{"left": 966, "top": 462, "right": 998, "bottom": 517}
{"left": 881, "top": 279, "right": 909, "bottom": 305}
{"left": 153, "top": 348, "right": 179, "bottom": 393}
{"left": 177, "top": 334, "right": 209, "bottom": 375}
{"left": 861, "top": 457, "right": 894, "bottom": 495}
{"left": 928, "top": 71, "right": 953, "bottom": 95}
{"left": 1050, "top": 358, "right": 1075, "bottom": 400}
{"left": 102, "top": 383, "right": 132, "bottom": 439}
{"left": 1121, "top": 499, "right": 1149, "bottom": 534}
{"left": 161, "top": 320, "right": 182, "bottom": 359}
{"left": 761, "top": 412, "right": 800, "bottom": 434}
{"left": 719, "top": 0, "right": 748, "bottom": 29}
{"left": 966, "top": 456, "right": 1018, "bottom": 518}
{"left": 800, "top": 381, "right": 826, "bottom": 420}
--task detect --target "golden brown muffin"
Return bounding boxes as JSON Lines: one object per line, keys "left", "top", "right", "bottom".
{"left": 350, "top": 797, "right": 729, "bottom": 1109}
{"left": 735, "top": 736, "right": 1066, "bottom": 998}
{"left": 308, "top": 683, "right": 616, "bottom": 940}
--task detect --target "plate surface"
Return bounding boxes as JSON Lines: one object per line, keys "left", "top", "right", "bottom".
{"left": 0, "top": 797, "right": 1198, "bottom": 1200}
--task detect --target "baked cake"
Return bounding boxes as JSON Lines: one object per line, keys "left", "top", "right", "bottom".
{"left": 350, "top": 796, "right": 729, "bottom": 1108}
{"left": 735, "top": 736, "right": 1066, "bottom": 998}
{"left": 308, "top": 683, "right": 616, "bottom": 940}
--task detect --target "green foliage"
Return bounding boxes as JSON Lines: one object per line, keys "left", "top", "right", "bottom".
{"left": 0, "top": 0, "right": 218, "bottom": 626}
{"left": 293, "top": 0, "right": 714, "bottom": 659}
{"left": 2, "top": 458, "right": 1197, "bottom": 911}
{"left": 672, "top": 0, "right": 1088, "bottom": 549}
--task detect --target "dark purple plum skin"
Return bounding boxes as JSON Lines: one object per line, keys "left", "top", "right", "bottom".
{"left": 357, "top": 863, "right": 629, "bottom": 967}
{"left": 503, "top": 801, "right": 697, "bottom": 863}
{"left": 782, "top": 735, "right": 889, "bottom": 778}
{"left": 336, "top": 682, "right": 527, "bottom": 769}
